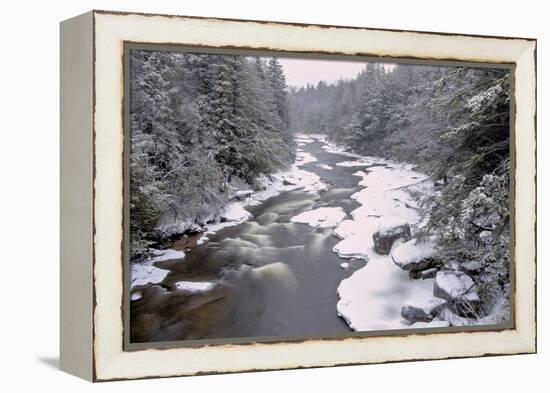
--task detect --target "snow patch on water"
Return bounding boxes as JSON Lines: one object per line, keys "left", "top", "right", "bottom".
{"left": 130, "top": 249, "right": 186, "bottom": 289}
{"left": 295, "top": 151, "right": 318, "bottom": 166}
{"left": 316, "top": 163, "right": 333, "bottom": 170}
{"left": 291, "top": 207, "right": 347, "bottom": 228}
{"left": 175, "top": 281, "right": 216, "bottom": 292}
{"left": 131, "top": 262, "right": 170, "bottom": 289}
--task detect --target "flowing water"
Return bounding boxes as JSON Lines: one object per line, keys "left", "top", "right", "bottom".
{"left": 130, "top": 140, "right": 370, "bottom": 343}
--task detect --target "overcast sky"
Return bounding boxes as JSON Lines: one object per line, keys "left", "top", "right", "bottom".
{"left": 279, "top": 57, "right": 367, "bottom": 88}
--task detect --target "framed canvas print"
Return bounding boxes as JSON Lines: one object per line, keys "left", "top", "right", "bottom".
{"left": 60, "top": 10, "right": 537, "bottom": 381}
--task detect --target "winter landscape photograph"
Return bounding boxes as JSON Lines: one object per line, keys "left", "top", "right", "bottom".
{"left": 127, "top": 48, "right": 512, "bottom": 344}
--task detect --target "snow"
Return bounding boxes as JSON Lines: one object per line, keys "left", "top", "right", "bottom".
{"left": 336, "top": 160, "right": 374, "bottom": 167}
{"left": 132, "top": 249, "right": 184, "bottom": 289}
{"left": 390, "top": 237, "right": 436, "bottom": 270}
{"left": 131, "top": 261, "right": 170, "bottom": 289}
{"left": 277, "top": 166, "right": 327, "bottom": 194}
{"left": 198, "top": 203, "right": 252, "bottom": 244}
{"left": 295, "top": 150, "right": 318, "bottom": 166}
{"left": 340, "top": 262, "right": 350, "bottom": 269}
{"left": 316, "top": 163, "right": 333, "bottom": 170}
{"left": 294, "top": 133, "right": 315, "bottom": 144}
{"left": 434, "top": 271, "right": 475, "bottom": 299}
{"left": 131, "top": 291, "right": 143, "bottom": 301}
{"left": 336, "top": 157, "right": 389, "bottom": 168}
{"left": 149, "top": 249, "right": 186, "bottom": 262}
{"left": 290, "top": 207, "right": 347, "bottom": 228}
{"left": 130, "top": 249, "right": 186, "bottom": 289}
{"left": 332, "top": 158, "right": 439, "bottom": 330}
{"left": 322, "top": 141, "right": 362, "bottom": 158}
{"left": 337, "top": 252, "right": 437, "bottom": 331}
{"left": 175, "top": 281, "right": 216, "bottom": 292}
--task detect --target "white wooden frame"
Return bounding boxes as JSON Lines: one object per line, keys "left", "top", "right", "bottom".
{"left": 60, "top": 10, "right": 536, "bottom": 381}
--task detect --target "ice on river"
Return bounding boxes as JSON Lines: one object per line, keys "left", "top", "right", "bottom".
{"left": 332, "top": 158, "right": 436, "bottom": 331}
{"left": 176, "top": 281, "right": 216, "bottom": 292}
{"left": 291, "top": 207, "right": 347, "bottom": 228}
{"left": 295, "top": 150, "right": 318, "bottom": 166}
{"left": 130, "top": 249, "right": 185, "bottom": 289}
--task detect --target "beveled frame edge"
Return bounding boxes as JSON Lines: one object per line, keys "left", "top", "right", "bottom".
{"left": 89, "top": 10, "right": 536, "bottom": 381}
{"left": 60, "top": 11, "right": 94, "bottom": 381}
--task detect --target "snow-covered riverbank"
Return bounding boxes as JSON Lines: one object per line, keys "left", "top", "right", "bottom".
{"left": 130, "top": 134, "right": 328, "bottom": 291}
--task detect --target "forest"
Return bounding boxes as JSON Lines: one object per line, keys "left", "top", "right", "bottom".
{"left": 130, "top": 50, "right": 295, "bottom": 256}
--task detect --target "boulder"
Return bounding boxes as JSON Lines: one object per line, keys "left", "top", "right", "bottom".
{"left": 391, "top": 237, "right": 438, "bottom": 271}
{"left": 372, "top": 223, "right": 411, "bottom": 255}
{"left": 433, "top": 271, "right": 481, "bottom": 316}
{"left": 401, "top": 298, "right": 446, "bottom": 323}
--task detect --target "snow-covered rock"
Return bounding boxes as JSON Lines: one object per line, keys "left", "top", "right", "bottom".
{"left": 340, "top": 262, "right": 350, "bottom": 269}
{"left": 372, "top": 223, "right": 411, "bottom": 255}
{"left": 391, "top": 237, "right": 438, "bottom": 271}
{"left": 433, "top": 271, "right": 481, "bottom": 316}
{"left": 401, "top": 298, "right": 446, "bottom": 323}
{"left": 316, "top": 163, "right": 333, "bottom": 170}
{"left": 291, "top": 207, "right": 347, "bottom": 228}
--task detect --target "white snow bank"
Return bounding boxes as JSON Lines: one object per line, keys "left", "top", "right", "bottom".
{"left": 131, "top": 261, "right": 170, "bottom": 289}
{"left": 336, "top": 156, "right": 389, "bottom": 168}
{"left": 198, "top": 203, "right": 253, "bottom": 244}
{"left": 175, "top": 281, "right": 216, "bottom": 292}
{"left": 130, "top": 249, "right": 185, "bottom": 289}
{"left": 337, "top": 251, "right": 437, "bottom": 331}
{"left": 278, "top": 166, "right": 327, "bottom": 194}
{"left": 295, "top": 150, "right": 318, "bottom": 166}
{"left": 334, "top": 159, "right": 440, "bottom": 331}
{"left": 291, "top": 207, "right": 347, "bottom": 228}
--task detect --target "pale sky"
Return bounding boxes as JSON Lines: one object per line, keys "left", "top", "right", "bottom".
{"left": 279, "top": 58, "right": 367, "bottom": 88}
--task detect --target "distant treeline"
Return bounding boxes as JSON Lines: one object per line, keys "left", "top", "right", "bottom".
{"left": 290, "top": 63, "right": 511, "bottom": 320}
{"left": 130, "top": 50, "right": 294, "bottom": 255}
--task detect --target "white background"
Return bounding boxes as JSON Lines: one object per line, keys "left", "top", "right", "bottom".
{"left": 0, "top": 0, "right": 545, "bottom": 391}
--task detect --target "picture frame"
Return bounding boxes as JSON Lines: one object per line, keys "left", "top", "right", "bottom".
{"left": 60, "top": 10, "right": 537, "bottom": 381}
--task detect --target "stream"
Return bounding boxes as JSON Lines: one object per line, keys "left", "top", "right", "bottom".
{"left": 130, "top": 137, "right": 429, "bottom": 343}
